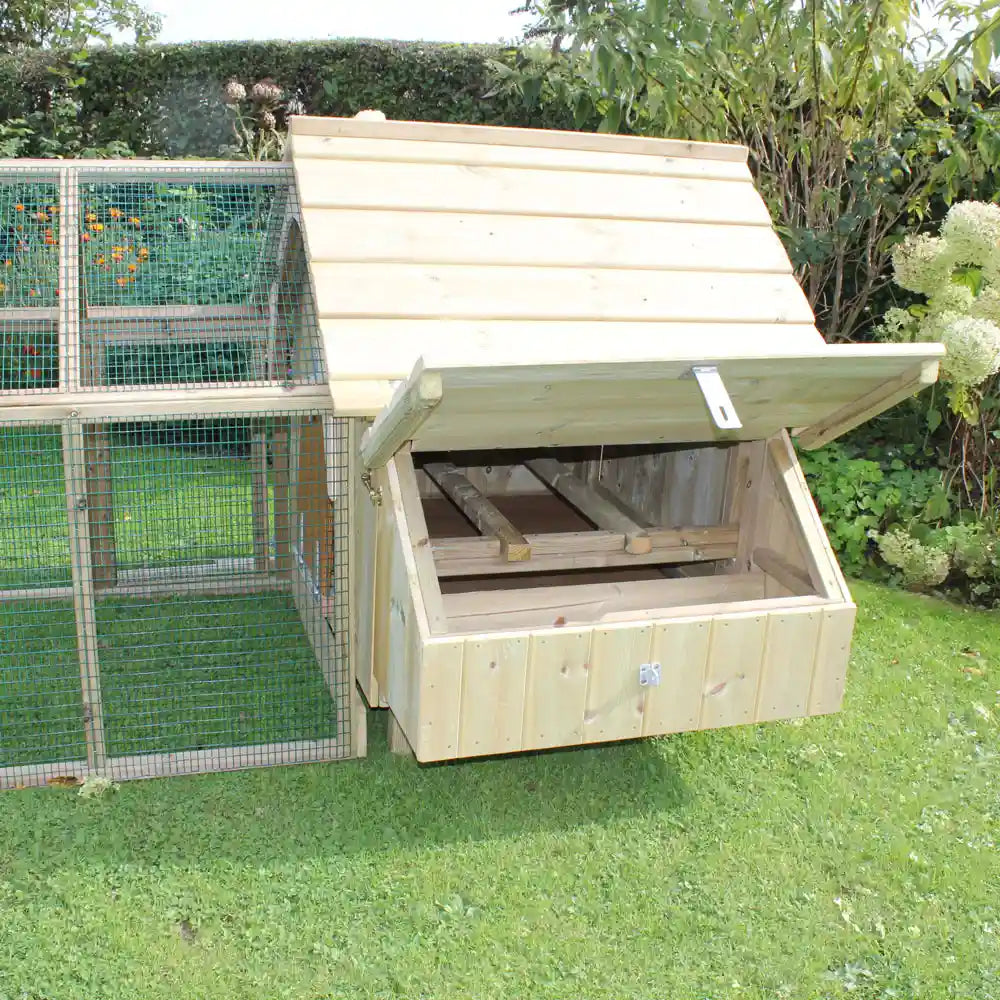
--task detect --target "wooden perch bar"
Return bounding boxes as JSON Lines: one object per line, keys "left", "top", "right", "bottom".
{"left": 525, "top": 457, "right": 652, "bottom": 554}
{"left": 424, "top": 462, "right": 531, "bottom": 562}
{"left": 433, "top": 524, "right": 738, "bottom": 577}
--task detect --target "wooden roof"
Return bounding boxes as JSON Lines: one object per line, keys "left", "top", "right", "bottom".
{"left": 288, "top": 115, "right": 827, "bottom": 387}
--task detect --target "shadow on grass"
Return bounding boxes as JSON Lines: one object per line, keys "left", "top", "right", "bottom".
{"left": 0, "top": 709, "right": 692, "bottom": 873}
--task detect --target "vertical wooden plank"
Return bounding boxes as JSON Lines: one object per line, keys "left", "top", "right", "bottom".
{"left": 807, "top": 604, "right": 857, "bottom": 716}
{"left": 642, "top": 618, "right": 712, "bottom": 736}
{"left": 59, "top": 167, "right": 81, "bottom": 391}
{"left": 754, "top": 608, "right": 822, "bottom": 722}
{"left": 415, "top": 639, "right": 465, "bottom": 760}
{"left": 371, "top": 468, "right": 394, "bottom": 706}
{"left": 386, "top": 502, "right": 418, "bottom": 736}
{"left": 271, "top": 422, "right": 292, "bottom": 574}
{"left": 349, "top": 418, "right": 379, "bottom": 705}
{"left": 352, "top": 685, "right": 368, "bottom": 759}
{"left": 724, "top": 441, "right": 766, "bottom": 574}
{"left": 457, "top": 635, "right": 529, "bottom": 757}
{"left": 583, "top": 624, "right": 652, "bottom": 744}
{"left": 388, "top": 712, "right": 415, "bottom": 756}
{"left": 521, "top": 628, "right": 593, "bottom": 750}
{"left": 63, "top": 421, "right": 106, "bottom": 769}
{"left": 699, "top": 613, "right": 767, "bottom": 730}
{"left": 250, "top": 429, "right": 270, "bottom": 573}
{"left": 84, "top": 424, "right": 117, "bottom": 589}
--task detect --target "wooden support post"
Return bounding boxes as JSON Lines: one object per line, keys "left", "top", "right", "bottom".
{"left": 63, "top": 421, "right": 106, "bottom": 770}
{"left": 250, "top": 426, "right": 270, "bottom": 573}
{"left": 271, "top": 421, "right": 291, "bottom": 574}
{"left": 424, "top": 461, "right": 531, "bottom": 562}
{"left": 84, "top": 424, "right": 117, "bottom": 589}
{"left": 59, "top": 167, "right": 82, "bottom": 391}
{"left": 387, "top": 712, "right": 415, "bottom": 758}
{"left": 525, "top": 457, "right": 652, "bottom": 555}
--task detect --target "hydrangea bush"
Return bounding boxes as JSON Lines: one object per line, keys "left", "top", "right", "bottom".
{"left": 883, "top": 200, "right": 1000, "bottom": 418}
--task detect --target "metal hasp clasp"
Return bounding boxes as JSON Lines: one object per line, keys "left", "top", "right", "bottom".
{"left": 691, "top": 365, "right": 743, "bottom": 430}
{"left": 361, "top": 470, "right": 383, "bottom": 506}
{"left": 638, "top": 662, "right": 661, "bottom": 687}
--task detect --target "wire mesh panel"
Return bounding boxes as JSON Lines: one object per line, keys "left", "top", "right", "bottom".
{"left": 0, "top": 410, "right": 352, "bottom": 787}
{"left": 76, "top": 164, "right": 324, "bottom": 390}
{"left": 0, "top": 421, "right": 88, "bottom": 784}
{"left": 0, "top": 171, "right": 61, "bottom": 395}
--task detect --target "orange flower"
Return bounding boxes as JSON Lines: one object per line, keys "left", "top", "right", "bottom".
{"left": 109, "top": 207, "right": 123, "bottom": 218}
{"left": 111, "top": 254, "right": 124, "bottom": 263}
{"left": 127, "top": 263, "right": 137, "bottom": 272}
{"left": 44, "top": 229, "right": 53, "bottom": 238}
{"left": 44, "top": 237, "right": 57, "bottom": 246}
{"left": 14, "top": 204, "right": 23, "bottom": 212}
{"left": 49, "top": 205, "right": 60, "bottom": 214}
{"left": 95, "top": 256, "right": 106, "bottom": 265}
{"left": 90, "top": 222, "right": 104, "bottom": 232}
{"left": 35, "top": 212, "right": 48, "bottom": 222}
{"left": 137, "top": 247, "right": 149, "bottom": 259}
{"left": 116, "top": 276, "right": 129, "bottom": 287}
{"left": 3, "top": 260, "right": 10, "bottom": 267}
{"left": 28, "top": 288, "right": 37, "bottom": 297}
{"left": 85, "top": 213, "right": 97, "bottom": 222}
{"left": 15, "top": 225, "right": 22, "bottom": 232}
{"left": 129, "top": 217, "right": 141, "bottom": 226}
{"left": 82, "top": 233, "right": 91, "bottom": 243}
{"left": 0, "top": 282, "right": 5, "bottom": 293}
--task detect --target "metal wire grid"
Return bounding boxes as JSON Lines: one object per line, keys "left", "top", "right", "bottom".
{"left": 0, "top": 410, "right": 351, "bottom": 788}
{"left": 0, "top": 161, "right": 326, "bottom": 395}
{"left": 0, "top": 172, "right": 61, "bottom": 394}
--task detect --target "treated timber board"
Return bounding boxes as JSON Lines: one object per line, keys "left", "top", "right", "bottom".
{"left": 349, "top": 419, "right": 379, "bottom": 704}
{"left": 362, "top": 349, "right": 947, "bottom": 457}
{"left": 583, "top": 624, "right": 653, "bottom": 743}
{"left": 371, "top": 468, "right": 395, "bottom": 706}
{"left": 808, "top": 604, "right": 857, "bottom": 715}
{"left": 520, "top": 629, "right": 593, "bottom": 751}
{"left": 313, "top": 264, "right": 813, "bottom": 323}
{"left": 755, "top": 608, "right": 823, "bottom": 722}
{"left": 60, "top": 168, "right": 82, "bottom": 390}
{"left": 319, "top": 320, "right": 825, "bottom": 382}
{"left": 288, "top": 115, "right": 749, "bottom": 162}
{"left": 457, "top": 636, "right": 530, "bottom": 757}
{"left": 414, "top": 640, "right": 464, "bottom": 760}
{"left": 699, "top": 613, "right": 768, "bottom": 729}
{"left": 642, "top": 618, "right": 713, "bottom": 736}
{"left": 292, "top": 133, "right": 752, "bottom": 176}
{"left": 303, "top": 210, "right": 792, "bottom": 272}
{"left": 295, "top": 160, "right": 772, "bottom": 225}
{"left": 765, "top": 432, "right": 851, "bottom": 602}
{"left": 432, "top": 524, "right": 738, "bottom": 577}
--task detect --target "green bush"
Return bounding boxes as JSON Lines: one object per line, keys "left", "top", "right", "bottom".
{"left": 0, "top": 40, "right": 579, "bottom": 159}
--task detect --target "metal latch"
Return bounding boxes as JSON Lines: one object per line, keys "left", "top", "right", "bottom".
{"left": 361, "top": 470, "right": 382, "bottom": 506}
{"left": 691, "top": 365, "right": 742, "bottom": 430}
{"left": 638, "top": 662, "right": 661, "bottom": 687}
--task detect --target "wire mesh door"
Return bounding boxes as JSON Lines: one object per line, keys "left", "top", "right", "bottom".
{"left": 0, "top": 411, "right": 352, "bottom": 788}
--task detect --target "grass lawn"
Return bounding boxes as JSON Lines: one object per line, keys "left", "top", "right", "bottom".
{"left": 0, "top": 580, "right": 995, "bottom": 999}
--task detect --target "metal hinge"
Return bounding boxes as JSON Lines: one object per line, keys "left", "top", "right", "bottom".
{"left": 638, "top": 662, "right": 662, "bottom": 687}
{"left": 361, "top": 470, "right": 383, "bottom": 506}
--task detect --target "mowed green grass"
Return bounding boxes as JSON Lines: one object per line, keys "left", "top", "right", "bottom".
{"left": 0, "top": 581, "right": 995, "bottom": 999}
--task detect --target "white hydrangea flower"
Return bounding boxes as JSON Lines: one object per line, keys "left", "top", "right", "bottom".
{"left": 891, "top": 234, "right": 953, "bottom": 295}
{"left": 941, "top": 201, "right": 1000, "bottom": 265}
{"left": 929, "top": 281, "right": 974, "bottom": 314}
{"left": 929, "top": 312, "right": 1000, "bottom": 387}
{"left": 969, "top": 286, "right": 1000, "bottom": 326}
{"left": 878, "top": 529, "right": 950, "bottom": 588}
{"left": 877, "top": 306, "right": 917, "bottom": 341}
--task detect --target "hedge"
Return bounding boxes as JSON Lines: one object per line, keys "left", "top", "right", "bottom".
{"left": 0, "top": 39, "right": 582, "bottom": 158}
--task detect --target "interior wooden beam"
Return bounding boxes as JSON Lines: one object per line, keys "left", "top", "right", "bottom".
{"left": 433, "top": 524, "right": 738, "bottom": 577}
{"left": 525, "top": 457, "right": 652, "bottom": 554}
{"left": 424, "top": 462, "right": 531, "bottom": 562}
{"left": 752, "top": 546, "right": 814, "bottom": 596}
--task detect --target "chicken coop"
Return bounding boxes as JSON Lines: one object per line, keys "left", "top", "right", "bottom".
{"left": 1, "top": 116, "right": 945, "bottom": 786}
{"left": 284, "top": 114, "right": 944, "bottom": 761}
{"left": 0, "top": 159, "right": 364, "bottom": 788}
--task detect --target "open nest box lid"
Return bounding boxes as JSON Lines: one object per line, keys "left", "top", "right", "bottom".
{"left": 358, "top": 345, "right": 943, "bottom": 470}
{"left": 286, "top": 115, "right": 944, "bottom": 463}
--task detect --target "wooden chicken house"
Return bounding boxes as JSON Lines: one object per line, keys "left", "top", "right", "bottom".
{"left": 287, "top": 114, "right": 944, "bottom": 762}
